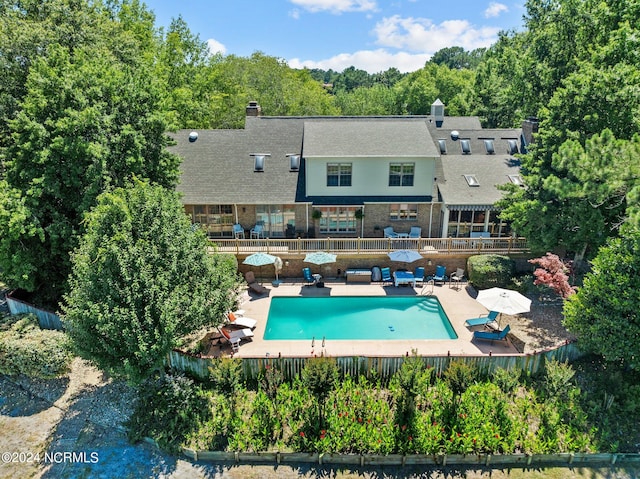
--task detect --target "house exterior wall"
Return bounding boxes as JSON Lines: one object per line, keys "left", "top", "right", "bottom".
{"left": 305, "top": 157, "right": 435, "bottom": 197}
{"left": 361, "top": 203, "right": 442, "bottom": 238}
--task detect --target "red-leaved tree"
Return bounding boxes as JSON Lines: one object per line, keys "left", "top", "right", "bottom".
{"left": 529, "top": 253, "right": 577, "bottom": 299}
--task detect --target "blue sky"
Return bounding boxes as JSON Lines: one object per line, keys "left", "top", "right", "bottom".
{"left": 144, "top": 0, "right": 526, "bottom": 73}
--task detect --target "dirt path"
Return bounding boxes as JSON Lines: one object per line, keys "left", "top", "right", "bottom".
{"left": 1, "top": 359, "right": 638, "bottom": 479}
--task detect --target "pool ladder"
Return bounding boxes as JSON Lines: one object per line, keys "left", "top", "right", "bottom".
{"left": 311, "top": 336, "right": 326, "bottom": 348}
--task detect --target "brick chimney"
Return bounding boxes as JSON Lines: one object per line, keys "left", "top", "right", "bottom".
{"left": 246, "top": 101, "right": 262, "bottom": 117}
{"left": 522, "top": 116, "right": 539, "bottom": 145}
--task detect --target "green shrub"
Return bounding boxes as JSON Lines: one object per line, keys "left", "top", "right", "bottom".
{"left": 467, "top": 255, "right": 515, "bottom": 289}
{"left": 543, "top": 359, "right": 576, "bottom": 401}
{"left": 126, "top": 373, "right": 210, "bottom": 453}
{"left": 209, "top": 357, "right": 243, "bottom": 396}
{"left": 443, "top": 360, "right": 479, "bottom": 398}
{"left": 492, "top": 367, "right": 521, "bottom": 394}
{"left": 0, "top": 314, "right": 72, "bottom": 378}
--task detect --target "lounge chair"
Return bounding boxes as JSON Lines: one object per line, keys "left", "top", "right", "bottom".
{"left": 302, "top": 267, "right": 317, "bottom": 286}
{"left": 226, "top": 311, "right": 257, "bottom": 329}
{"left": 473, "top": 324, "right": 510, "bottom": 342}
{"left": 250, "top": 224, "right": 265, "bottom": 239}
{"left": 449, "top": 267, "right": 465, "bottom": 288}
{"left": 383, "top": 226, "right": 399, "bottom": 238}
{"left": 433, "top": 265, "right": 446, "bottom": 284}
{"left": 409, "top": 226, "right": 422, "bottom": 238}
{"left": 244, "top": 271, "right": 269, "bottom": 295}
{"left": 232, "top": 223, "right": 245, "bottom": 238}
{"left": 414, "top": 266, "right": 425, "bottom": 284}
{"left": 219, "top": 326, "right": 254, "bottom": 352}
{"left": 465, "top": 310, "right": 499, "bottom": 327}
{"left": 381, "top": 267, "right": 393, "bottom": 284}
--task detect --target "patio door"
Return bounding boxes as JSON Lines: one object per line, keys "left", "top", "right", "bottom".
{"left": 256, "top": 205, "right": 295, "bottom": 237}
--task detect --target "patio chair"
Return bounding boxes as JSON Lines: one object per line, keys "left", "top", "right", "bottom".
{"left": 232, "top": 223, "right": 245, "bottom": 239}
{"left": 449, "top": 267, "right": 465, "bottom": 288}
{"left": 380, "top": 267, "right": 393, "bottom": 284}
{"left": 226, "top": 311, "right": 257, "bottom": 329}
{"left": 383, "top": 226, "right": 399, "bottom": 238}
{"left": 302, "top": 267, "right": 316, "bottom": 286}
{"left": 414, "top": 266, "right": 425, "bottom": 284}
{"left": 464, "top": 310, "right": 499, "bottom": 327}
{"left": 244, "top": 271, "right": 269, "bottom": 295}
{"left": 409, "top": 226, "right": 422, "bottom": 238}
{"left": 433, "top": 265, "right": 447, "bottom": 284}
{"left": 473, "top": 324, "right": 510, "bottom": 342}
{"left": 250, "top": 224, "right": 265, "bottom": 239}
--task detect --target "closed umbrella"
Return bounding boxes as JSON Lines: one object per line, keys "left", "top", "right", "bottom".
{"left": 475, "top": 287, "right": 531, "bottom": 326}
{"left": 243, "top": 252, "right": 277, "bottom": 282}
{"left": 304, "top": 251, "right": 337, "bottom": 275}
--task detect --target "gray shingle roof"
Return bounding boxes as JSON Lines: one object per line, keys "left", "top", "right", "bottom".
{"left": 437, "top": 154, "right": 522, "bottom": 208}
{"left": 170, "top": 117, "right": 304, "bottom": 204}
{"left": 169, "top": 111, "right": 522, "bottom": 210}
{"left": 303, "top": 120, "right": 439, "bottom": 157}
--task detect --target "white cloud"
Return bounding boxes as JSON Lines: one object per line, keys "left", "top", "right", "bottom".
{"left": 289, "top": 0, "right": 377, "bottom": 14}
{"left": 207, "top": 38, "right": 226, "bottom": 55}
{"left": 373, "top": 15, "right": 500, "bottom": 53}
{"left": 289, "top": 49, "right": 430, "bottom": 73}
{"left": 484, "top": 2, "right": 508, "bottom": 18}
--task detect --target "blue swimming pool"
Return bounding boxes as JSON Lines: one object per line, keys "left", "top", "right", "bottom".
{"left": 264, "top": 296, "right": 457, "bottom": 340}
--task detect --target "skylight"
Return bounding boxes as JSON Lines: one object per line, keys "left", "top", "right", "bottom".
{"left": 507, "top": 139, "right": 519, "bottom": 155}
{"left": 460, "top": 139, "right": 471, "bottom": 154}
{"left": 508, "top": 174, "right": 524, "bottom": 186}
{"left": 438, "top": 139, "right": 447, "bottom": 154}
{"left": 464, "top": 174, "right": 479, "bottom": 186}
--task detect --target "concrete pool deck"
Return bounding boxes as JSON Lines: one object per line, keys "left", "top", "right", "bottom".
{"left": 225, "top": 278, "right": 520, "bottom": 358}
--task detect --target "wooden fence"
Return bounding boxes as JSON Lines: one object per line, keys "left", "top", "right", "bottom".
{"left": 167, "top": 341, "right": 584, "bottom": 382}
{"left": 177, "top": 448, "right": 640, "bottom": 468}
{"left": 6, "top": 291, "right": 64, "bottom": 331}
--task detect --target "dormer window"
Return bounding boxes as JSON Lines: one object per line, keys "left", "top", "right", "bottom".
{"left": 251, "top": 153, "right": 270, "bottom": 172}
{"left": 288, "top": 154, "right": 300, "bottom": 171}
{"left": 484, "top": 139, "right": 495, "bottom": 154}
{"left": 507, "top": 139, "right": 519, "bottom": 155}
{"left": 460, "top": 139, "right": 471, "bottom": 154}
{"left": 438, "top": 139, "right": 447, "bottom": 154}
{"left": 464, "top": 174, "right": 479, "bottom": 187}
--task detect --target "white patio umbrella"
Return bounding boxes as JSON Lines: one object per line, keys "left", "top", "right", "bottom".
{"left": 475, "top": 287, "right": 532, "bottom": 326}
{"left": 387, "top": 249, "right": 423, "bottom": 264}
{"left": 304, "top": 251, "right": 337, "bottom": 275}
{"left": 243, "top": 252, "right": 277, "bottom": 281}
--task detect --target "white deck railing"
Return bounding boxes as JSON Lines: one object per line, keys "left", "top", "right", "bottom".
{"left": 208, "top": 236, "right": 529, "bottom": 255}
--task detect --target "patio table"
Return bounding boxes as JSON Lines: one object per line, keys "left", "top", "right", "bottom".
{"left": 393, "top": 270, "right": 417, "bottom": 287}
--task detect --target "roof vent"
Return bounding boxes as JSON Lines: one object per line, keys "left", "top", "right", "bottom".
{"left": 288, "top": 154, "right": 301, "bottom": 171}
{"left": 188, "top": 131, "right": 198, "bottom": 142}
{"left": 251, "top": 153, "right": 270, "bottom": 172}
{"left": 451, "top": 130, "right": 459, "bottom": 141}
{"left": 484, "top": 139, "right": 495, "bottom": 154}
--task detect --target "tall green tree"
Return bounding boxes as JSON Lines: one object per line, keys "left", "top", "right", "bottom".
{"left": 563, "top": 229, "right": 640, "bottom": 370}
{"left": 493, "top": 0, "right": 640, "bottom": 258}
{"left": 63, "top": 180, "right": 240, "bottom": 382}
{"left": 0, "top": 42, "right": 179, "bottom": 304}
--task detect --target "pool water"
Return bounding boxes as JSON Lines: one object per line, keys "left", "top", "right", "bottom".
{"left": 264, "top": 296, "right": 458, "bottom": 340}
